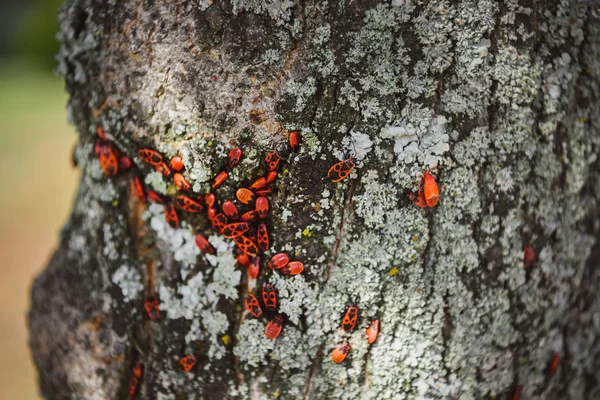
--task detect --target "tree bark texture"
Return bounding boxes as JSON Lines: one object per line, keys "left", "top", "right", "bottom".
{"left": 29, "top": 0, "right": 600, "bottom": 399}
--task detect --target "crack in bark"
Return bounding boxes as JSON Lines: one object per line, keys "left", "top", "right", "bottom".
{"left": 302, "top": 343, "right": 323, "bottom": 400}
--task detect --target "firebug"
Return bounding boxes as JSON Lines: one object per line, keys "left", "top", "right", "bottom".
{"left": 138, "top": 149, "right": 163, "bottom": 166}
{"left": 331, "top": 342, "right": 350, "bottom": 363}
{"left": 178, "top": 354, "right": 197, "bottom": 372}
{"left": 228, "top": 147, "right": 243, "bottom": 169}
{"left": 255, "top": 188, "right": 272, "bottom": 196}
{"left": 205, "top": 193, "right": 216, "bottom": 208}
{"left": 249, "top": 177, "right": 268, "bottom": 190}
{"left": 245, "top": 294, "right": 262, "bottom": 317}
{"left": 408, "top": 189, "right": 428, "bottom": 208}
{"left": 281, "top": 261, "right": 304, "bottom": 276}
{"left": 365, "top": 320, "right": 380, "bottom": 344}
{"left": 248, "top": 256, "right": 260, "bottom": 279}
{"left": 549, "top": 354, "right": 560, "bottom": 377}
{"left": 170, "top": 156, "right": 184, "bottom": 172}
{"left": 341, "top": 305, "right": 358, "bottom": 332}
{"left": 235, "top": 247, "right": 250, "bottom": 266}
{"left": 212, "top": 213, "right": 228, "bottom": 232}
{"left": 144, "top": 296, "right": 160, "bottom": 320}
{"left": 512, "top": 385, "right": 522, "bottom": 400}
{"left": 289, "top": 130, "right": 301, "bottom": 152}
{"left": 154, "top": 161, "right": 171, "bottom": 177}
{"left": 255, "top": 196, "right": 269, "bottom": 219}
{"left": 173, "top": 173, "right": 191, "bottom": 191}
{"left": 195, "top": 234, "right": 215, "bottom": 254}
{"left": 266, "top": 171, "right": 278, "bottom": 184}
{"left": 265, "top": 315, "right": 284, "bottom": 339}
{"left": 164, "top": 203, "right": 179, "bottom": 229}
{"left": 257, "top": 223, "right": 269, "bottom": 252}
{"left": 265, "top": 151, "right": 281, "bottom": 171}
{"left": 132, "top": 176, "right": 147, "bottom": 203}
{"left": 147, "top": 190, "right": 166, "bottom": 204}
{"left": 207, "top": 207, "right": 217, "bottom": 221}
{"left": 241, "top": 210, "right": 258, "bottom": 222}
{"left": 268, "top": 253, "right": 289, "bottom": 270}
{"left": 523, "top": 246, "right": 534, "bottom": 269}
{"left": 96, "top": 140, "right": 120, "bottom": 176}
{"left": 222, "top": 200, "right": 239, "bottom": 220}
{"left": 422, "top": 172, "right": 439, "bottom": 207}
{"left": 328, "top": 157, "right": 357, "bottom": 182}
{"left": 211, "top": 171, "right": 229, "bottom": 189}
{"left": 262, "top": 283, "right": 277, "bottom": 311}
{"left": 119, "top": 155, "right": 132, "bottom": 172}
{"left": 96, "top": 126, "right": 108, "bottom": 141}
{"left": 175, "top": 195, "right": 204, "bottom": 213}
{"left": 221, "top": 222, "right": 250, "bottom": 239}
{"left": 236, "top": 188, "right": 255, "bottom": 204}
{"left": 234, "top": 235, "right": 258, "bottom": 257}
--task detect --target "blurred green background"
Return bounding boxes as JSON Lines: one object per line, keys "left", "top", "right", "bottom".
{"left": 0, "top": 0, "right": 78, "bottom": 398}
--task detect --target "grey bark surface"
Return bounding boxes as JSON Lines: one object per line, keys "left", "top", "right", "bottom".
{"left": 29, "top": 1, "right": 600, "bottom": 399}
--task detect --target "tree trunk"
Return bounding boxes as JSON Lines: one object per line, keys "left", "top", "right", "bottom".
{"left": 29, "top": 1, "right": 600, "bottom": 399}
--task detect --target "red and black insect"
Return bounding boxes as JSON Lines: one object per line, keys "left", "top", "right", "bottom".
{"left": 96, "top": 140, "right": 120, "bottom": 176}
{"left": 195, "top": 233, "right": 215, "bottom": 254}
{"left": 255, "top": 187, "right": 272, "bottom": 196}
{"left": 132, "top": 176, "right": 147, "bottom": 203}
{"left": 341, "top": 305, "right": 358, "bottom": 332}
{"left": 235, "top": 247, "right": 250, "bottom": 267}
{"left": 175, "top": 195, "right": 204, "bottom": 213}
{"left": 365, "top": 320, "right": 380, "bottom": 344}
{"left": 212, "top": 213, "right": 228, "bottom": 232}
{"left": 422, "top": 171, "right": 439, "bottom": 207}
{"left": 236, "top": 188, "right": 255, "bottom": 204}
{"left": 173, "top": 173, "right": 191, "bottom": 191}
{"left": 128, "top": 361, "right": 143, "bottom": 399}
{"left": 221, "top": 222, "right": 250, "bottom": 239}
{"left": 549, "top": 354, "right": 560, "bottom": 377}
{"left": 408, "top": 189, "right": 428, "bottom": 208}
{"left": 289, "top": 130, "right": 301, "bottom": 152}
{"left": 144, "top": 296, "right": 160, "bottom": 320}
{"left": 241, "top": 210, "right": 258, "bottom": 222}
{"left": 255, "top": 196, "right": 269, "bottom": 219}
{"left": 249, "top": 177, "right": 268, "bottom": 190}
{"left": 262, "top": 283, "right": 277, "bottom": 311}
{"left": 147, "top": 190, "right": 166, "bottom": 204}
{"left": 228, "top": 147, "right": 243, "bottom": 169}
{"left": 212, "top": 171, "right": 229, "bottom": 189}
{"left": 222, "top": 200, "right": 239, "bottom": 220}
{"left": 523, "top": 246, "right": 535, "bottom": 269}
{"left": 265, "top": 151, "right": 281, "bottom": 171}
{"left": 248, "top": 256, "right": 260, "bottom": 279}
{"left": 281, "top": 261, "right": 304, "bottom": 276}
{"left": 268, "top": 253, "right": 289, "bottom": 270}
{"left": 328, "top": 157, "right": 357, "bottom": 183}
{"left": 257, "top": 224, "right": 269, "bottom": 252}
{"left": 245, "top": 294, "right": 262, "bottom": 317}
{"left": 170, "top": 156, "right": 184, "bottom": 172}
{"left": 205, "top": 193, "right": 216, "bottom": 209}
{"left": 119, "top": 155, "right": 132, "bottom": 172}
{"left": 331, "top": 342, "right": 350, "bottom": 363}
{"left": 164, "top": 203, "right": 179, "bottom": 229}
{"left": 178, "top": 354, "right": 197, "bottom": 372}
{"left": 234, "top": 235, "right": 258, "bottom": 257}
{"left": 138, "top": 149, "right": 163, "bottom": 166}
{"left": 154, "top": 161, "right": 172, "bottom": 177}
{"left": 265, "top": 315, "right": 284, "bottom": 339}
{"left": 266, "top": 171, "right": 278, "bottom": 184}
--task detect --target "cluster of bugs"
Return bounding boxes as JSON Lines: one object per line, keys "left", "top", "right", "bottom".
{"left": 331, "top": 305, "right": 380, "bottom": 363}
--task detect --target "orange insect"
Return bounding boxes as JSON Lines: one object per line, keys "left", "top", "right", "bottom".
{"left": 255, "top": 196, "right": 269, "bottom": 219}
{"left": 96, "top": 140, "right": 120, "bottom": 176}
{"left": 138, "top": 149, "right": 163, "bottom": 166}
{"left": 164, "top": 203, "right": 179, "bottom": 229}
{"left": 235, "top": 247, "right": 250, "bottom": 267}
{"left": 132, "top": 361, "right": 143, "bottom": 379}
{"left": 147, "top": 190, "right": 166, "bottom": 204}
{"left": 154, "top": 161, "right": 172, "bottom": 177}
{"left": 341, "top": 305, "right": 358, "bottom": 332}
{"left": 222, "top": 200, "right": 239, "bottom": 220}
{"left": 195, "top": 234, "right": 215, "bottom": 254}
{"left": 207, "top": 207, "right": 217, "bottom": 221}
{"left": 523, "top": 246, "right": 535, "bottom": 269}
{"left": 119, "top": 155, "right": 132, "bottom": 172}
{"left": 144, "top": 296, "right": 160, "bottom": 320}
{"left": 512, "top": 385, "right": 522, "bottom": 400}
{"left": 248, "top": 256, "right": 260, "bottom": 279}
{"left": 422, "top": 171, "right": 439, "bottom": 207}
{"left": 408, "top": 190, "right": 428, "bottom": 208}
{"left": 212, "top": 213, "right": 228, "bottom": 232}
{"left": 241, "top": 210, "right": 258, "bottom": 222}
{"left": 289, "top": 130, "right": 301, "bottom": 152}
{"left": 128, "top": 365, "right": 142, "bottom": 399}
{"left": 265, "top": 151, "right": 281, "bottom": 171}
{"left": 266, "top": 171, "right": 278, "bottom": 184}
{"left": 178, "top": 354, "right": 197, "bottom": 372}
{"left": 281, "top": 261, "right": 304, "bottom": 276}
{"left": 234, "top": 235, "right": 259, "bottom": 257}
{"left": 212, "top": 171, "right": 229, "bottom": 189}
{"left": 170, "top": 156, "right": 184, "bottom": 172}
{"left": 255, "top": 188, "right": 272, "bottom": 196}
{"left": 96, "top": 126, "right": 108, "bottom": 141}
{"left": 132, "top": 176, "right": 147, "bottom": 203}
{"left": 175, "top": 195, "right": 204, "bottom": 213}
{"left": 245, "top": 294, "right": 262, "bottom": 317}
{"left": 222, "top": 222, "right": 250, "bottom": 239}
{"left": 236, "top": 188, "right": 255, "bottom": 204}
{"left": 328, "top": 157, "right": 357, "bottom": 182}
{"left": 365, "top": 320, "right": 380, "bottom": 344}
{"left": 262, "top": 283, "right": 277, "bottom": 311}
{"left": 249, "top": 177, "right": 268, "bottom": 190}
{"left": 549, "top": 354, "right": 560, "bottom": 377}
{"left": 228, "top": 147, "right": 243, "bottom": 169}
{"left": 205, "top": 193, "right": 216, "bottom": 208}
{"left": 268, "top": 253, "right": 290, "bottom": 270}
{"left": 257, "top": 223, "right": 269, "bottom": 252}
{"left": 265, "top": 315, "right": 284, "bottom": 339}
{"left": 331, "top": 342, "right": 350, "bottom": 363}
{"left": 173, "top": 173, "right": 191, "bottom": 191}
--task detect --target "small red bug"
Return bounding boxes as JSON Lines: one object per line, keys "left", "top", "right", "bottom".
{"left": 178, "top": 354, "right": 197, "bottom": 372}
{"left": 147, "top": 190, "right": 166, "bottom": 204}
{"left": 248, "top": 256, "right": 260, "bottom": 279}
{"left": 173, "top": 173, "right": 191, "bottom": 191}
{"left": 228, "top": 148, "right": 243, "bottom": 169}
{"left": 265, "top": 315, "right": 284, "bottom": 339}
{"left": 207, "top": 207, "right": 217, "bottom": 221}
{"left": 265, "top": 151, "right": 281, "bottom": 171}
{"left": 164, "top": 203, "right": 179, "bottom": 229}
{"left": 154, "top": 161, "right": 172, "bottom": 177}
{"left": 331, "top": 342, "right": 350, "bottom": 363}
{"left": 144, "top": 296, "right": 160, "bottom": 320}
{"left": 132, "top": 176, "right": 147, "bottom": 203}
{"left": 212, "top": 213, "right": 228, "bottom": 232}
{"left": 236, "top": 188, "right": 255, "bottom": 204}
{"left": 235, "top": 247, "right": 251, "bottom": 267}
{"left": 97, "top": 140, "right": 120, "bottom": 176}
{"left": 138, "top": 149, "right": 163, "bottom": 166}
{"left": 170, "top": 156, "right": 184, "bottom": 172}
{"left": 281, "top": 261, "right": 304, "bottom": 276}
{"left": 128, "top": 363, "right": 141, "bottom": 400}
{"left": 119, "top": 155, "right": 132, "bottom": 172}
{"left": 221, "top": 222, "right": 250, "bottom": 239}
{"left": 175, "top": 195, "right": 204, "bottom": 213}
{"left": 328, "top": 157, "right": 357, "bottom": 182}
{"left": 268, "top": 253, "right": 290, "bottom": 270}
{"left": 132, "top": 361, "right": 143, "bottom": 379}
{"left": 266, "top": 171, "right": 278, "bottom": 184}
{"left": 289, "top": 130, "right": 301, "bottom": 152}
{"left": 422, "top": 172, "right": 439, "bottom": 207}
{"left": 195, "top": 234, "right": 215, "bottom": 254}
{"left": 512, "top": 385, "right": 522, "bottom": 400}
{"left": 241, "top": 210, "right": 258, "bottom": 222}
{"left": 255, "top": 196, "right": 269, "bottom": 219}
{"left": 257, "top": 224, "right": 269, "bottom": 252}
{"left": 96, "top": 126, "right": 108, "bottom": 141}
{"left": 255, "top": 188, "right": 272, "bottom": 196}
{"left": 245, "top": 294, "right": 262, "bottom": 317}
{"left": 249, "top": 177, "right": 268, "bottom": 190}
{"left": 523, "top": 246, "right": 535, "bottom": 269}
{"left": 549, "top": 354, "right": 560, "bottom": 377}
{"left": 234, "top": 235, "right": 259, "bottom": 257}
{"left": 341, "top": 305, "right": 358, "bottom": 332}
{"left": 365, "top": 320, "right": 380, "bottom": 344}
{"left": 408, "top": 189, "right": 428, "bottom": 208}
{"left": 262, "top": 283, "right": 277, "bottom": 311}
{"left": 222, "top": 200, "right": 239, "bottom": 220}
{"left": 212, "top": 171, "right": 229, "bottom": 189}
{"left": 205, "top": 193, "right": 216, "bottom": 208}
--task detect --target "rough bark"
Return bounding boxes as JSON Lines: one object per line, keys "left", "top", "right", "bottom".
{"left": 29, "top": 0, "right": 600, "bottom": 399}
